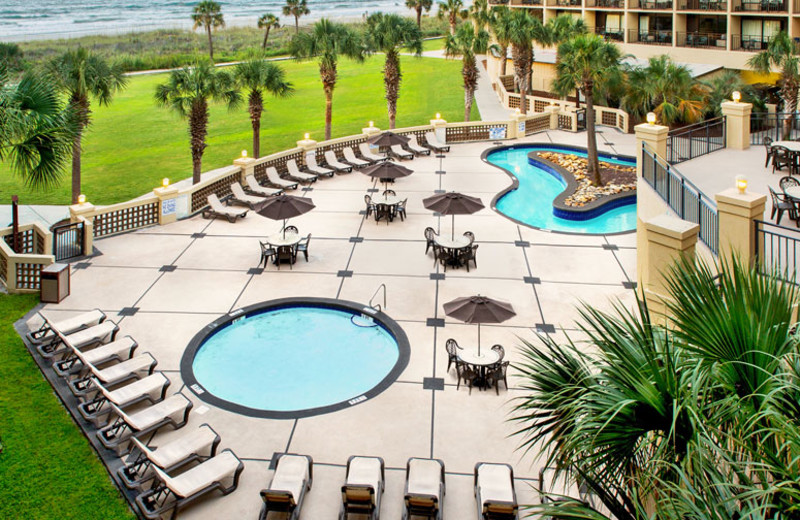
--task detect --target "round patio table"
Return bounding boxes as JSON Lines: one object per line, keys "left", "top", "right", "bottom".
{"left": 458, "top": 348, "right": 500, "bottom": 389}
{"left": 266, "top": 232, "right": 301, "bottom": 247}
{"left": 435, "top": 236, "right": 471, "bottom": 249}
{"left": 784, "top": 186, "right": 800, "bottom": 200}
{"left": 375, "top": 195, "right": 401, "bottom": 205}
{"left": 772, "top": 141, "right": 800, "bottom": 152}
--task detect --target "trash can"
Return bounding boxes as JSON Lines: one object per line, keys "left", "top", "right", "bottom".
{"left": 40, "top": 263, "right": 70, "bottom": 303}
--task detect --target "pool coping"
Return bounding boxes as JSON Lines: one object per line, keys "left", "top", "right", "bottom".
{"left": 482, "top": 143, "right": 637, "bottom": 236}
{"left": 180, "top": 297, "right": 411, "bottom": 420}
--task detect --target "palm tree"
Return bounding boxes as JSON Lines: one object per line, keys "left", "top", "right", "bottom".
{"left": 506, "top": 9, "right": 545, "bottom": 115}
{"left": 365, "top": 13, "right": 423, "bottom": 129}
{"left": 155, "top": 62, "right": 241, "bottom": 184}
{"left": 703, "top": 70, "right": 761, "bottom": 117}
{"left": 0, "top": 64, "right": 77, "bottom": 190}
{"left": 488, "top": 6, "right": 512, "bottom": 77}
{"left": 191, "top": 0, "right": 225, "bottom": 63}
{"left": 405, "top": 0, "right": 433, "bottom": 29}
{"left": 234, "top": 60, "right": 293, "bottom": 158}
{"left": 749, "top": 31, "right": 799, "bottom": 140}
{"left": 48, "top": 49, "right": 127, "bottom": 204}
{"left": 437, "top": 0, "right": 466, "bottom": 35}
{"left": 544, "top": 15, "right": 588, "bottom": 107}
{"left": 258, "top": 13, "right": 280, "bottom": 50}
{"left": 444, "top": 23, "right": 489, "bottom": 122}
{"left": 283, "top": 0, "right": 310, "bottom": 34}
{"left": 512, "top": 256, "right": 800, "bottom": 518}
{"left": 468, "top": 0, "right": 491, "bottom": 34}
{"left": 551, "top": 34, "right": 622, "bottom": 186}
{"left": 290, "top": 19, "right": 364, "bottom": 141}
{"left": 622, "top": 55, "right": 706, "bottom": 126}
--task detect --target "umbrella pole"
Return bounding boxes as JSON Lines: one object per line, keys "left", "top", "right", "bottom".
{"left": 478, "top": 323, "right": 481, "bottom": 357}
{"left": 451, "top": 214, "right": 455, "bottom": 240}
{"left": 283, "top": 219, "right": 287, "bottom": 238}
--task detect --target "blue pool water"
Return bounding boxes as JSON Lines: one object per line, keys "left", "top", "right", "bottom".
{"left": 191, "top": 307, "right": 399, "bottom": 412}
{"left": 488, "top": 146, "right": 637, "bottom": 234}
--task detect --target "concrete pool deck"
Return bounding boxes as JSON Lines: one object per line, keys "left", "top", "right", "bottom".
{"left": 21, "top": 130, "right": 639, "bottom": 519}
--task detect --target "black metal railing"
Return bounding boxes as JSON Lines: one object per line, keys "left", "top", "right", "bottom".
{"left": 642, "top": 143, "right": 719, "bottom": 254}
{"left": 750, "top": 112, "right": 800, "bottom": 144}
{"left": 755, "top": 220, "right": 800, "bottom": 280}
{"left": 733, "top": 0, "right": 786, "bottom": 10}
{"left": 666, "top": 116, "right": 726, "bottom": 164}
{"left": 629, "top": 29, "right": 673, "bottom": 45}
{"left": 630, "top": 0, "right": 674, "bottom": 7}
{"left": 52, "top": 221, "right": 84, "bottom": 261}
{"left": 586, "top": 0, "right": 625, "bottom": 6}
{"left": 677, "top": 0, "right": 727, "bottom": 8}
{"left": 676, "top": 32, "right": 727, "bottom": 48}
{"left": 730, "top": 34, "right": 777, "bottom": 51}
{"left": 593, "top": 27, "right": 625, "bottom": 41}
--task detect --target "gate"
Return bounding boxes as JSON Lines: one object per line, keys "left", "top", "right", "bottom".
{"left": 52, "top": 221, "right": 84, "bottom": 261}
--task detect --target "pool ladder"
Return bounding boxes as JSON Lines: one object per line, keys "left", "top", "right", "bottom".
{"left": 352, "top": 284, "right": 386, "bottom": 327}
{"left": 368, "top": 284, "right": 386, "bottom": 313}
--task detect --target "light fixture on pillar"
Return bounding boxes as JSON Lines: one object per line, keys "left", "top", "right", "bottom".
{"left": 368, "top": 121, "right": 374, "bottom": 128}
{"left": 736, "top": 175, "right": 747, "bottom": 194}
{"left": 435, "top": 113, "right": 441, "bottom": 120}
{"left": 732, "top": 91, "right": 741, "bottom": 103}
{"left": 78, "top": 194, "right": 86, "bottom": 205}
{"left": 646, "top": 112, "right": 656, "bottom": 125}
{"left": 304, "top": 133, "right": 310, "bottom": 140}
{"left": 241, "top": 150, "right": 247, "bottom": 158}
{"left": 162, "top": 178, "right": 170, "bottom": 188}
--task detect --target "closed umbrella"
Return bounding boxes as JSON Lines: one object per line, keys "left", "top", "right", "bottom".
{"left": 422, "top": 192, "right": 484, "bottom": 239}
{"left": 443, "top": 295, "right": 516, "bottom": 356}
{"left": 361, "top": 161, "right": 413, "bottom": 198}
{"left": 256, "top": 194, "right": 315, "bottom": 237}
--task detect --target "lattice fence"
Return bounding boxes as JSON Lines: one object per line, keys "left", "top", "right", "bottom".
{"left": 533, "top": 100, "right": 550, "bottom": 113}
{"left": 94, "top": 202, "right": 159, "bottom": 237}
{"left": 525, "top": 116, "right": 550, "bottom": 135}
{"left": 253, "top": 150, "right": 305, "bottom": 184}
{"left": 499, "top": 75, "right": 514, "bottom": 91}
{"left": 601, "top": 111, "right": 618, "bottom": 127}
{"left": 2, "top": 228, "right": 35, "bottom": 254}
{"left": 15, "top": 262, "right": 44, "bottom": 290}
{"left": 0, "top": 252, "right": 7, "bottom": 284}
{"left": 36, "top": 231, "right": 45, "bottom": 254}
{"left": 190, "top": 171, "right": 242, "bottom": 213}
{"left": 508, "top": 96, "right": 520, "bottom": 110}
{"left": 446, "top": 124, "right": 506, "bottom": 143}
{"left": 558, "top": 114, "right": 574, "bottom": 130}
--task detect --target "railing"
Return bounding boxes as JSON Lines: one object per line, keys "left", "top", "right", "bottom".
{"left": 730, "top": 34, "right": 776, "bottom": 51}
{"left": 750, "top": 112, "right": 800, "bottom": 144}
{"left": 642, "top": 143, "right": 719, "bottom": 254}
{"left": 446, "top": 121, "right": 510, "bottom": 142}
{"left": 676, "top": 32, "right": 727, "bottom": 49}
{"left": 547, "top": 0, "right": 582, "bottom": 6}
{"left": 0, "top": 223, "right": 54, "bottom": 293}
{"left": 525, "top": 113, "right": 552, "bottom": 135}
{"left": 369, "top": 284, "right": 387, "bottom": 312}
{"left": 52, "top": 221, "right": 84, "bottom": 261}
{"left": 593, "top": 27, "right": 625, "bottom": 41}
{"left": 92, "top": 197, "right": 160, "bottom": 237}
{"left": 510, "top": 0, "right": 543, "bottom": 4}
{"left": 677, "top": 0, "right": 727, "bottom": 7}
{"left": 755, "top": 220, "right": 800, "bottom": 281}
{"left": 629, "top": 29, "right": 673, "bottom": 45}
{"left": 733, "top": 0, "right": 786, "bottom": 9}
{"left": 666, "top": 116, "right": 726, "bottom": 164}
{"left": 585, "top": 0, "right": 624, "bottom": 6}
{"left": 629, "top": 0, "right": 674, "bottom": 7}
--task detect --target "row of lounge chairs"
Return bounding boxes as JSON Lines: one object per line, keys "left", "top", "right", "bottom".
{"left": 28, "top": 310, "right": 245, "bottom": 519}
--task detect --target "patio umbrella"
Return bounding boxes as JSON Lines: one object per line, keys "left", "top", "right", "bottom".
{"left": 443, "top": 295, "right": 516, "bottom": 356}
{"left": 368, "top": 131, "right": 411, "bottom": 159}
{"left": 361, "top": 161, "right": 414, "bottom": 198}
{"left": 256, "top": 194, "right": 315, "bottom": 237}
{"left": 422, "top": 192, "right": 485, "bottom": 239}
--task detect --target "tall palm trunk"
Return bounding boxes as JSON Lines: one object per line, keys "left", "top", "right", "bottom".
{"left": 384, "top": 52, "right": 401, "bottom": 129}
{"left": 449, "top": 14, "right": 457, "bottom": 35}
{"left": 321, "top": 63, "right": 337, "bottom": 140}
{"left": 70, "top": 95, "right": 90, "bottom": 204}
{"left": 584, "top": 79, "right": 601, "bottom": 186}
{"left": 463, "top": 59, "right": 478, "bottom": 122}
{"left": 262, "top": 27, "right": 272, "bottom": 49}
{"left": 294, "top": 15, "right": 300, "bottom": 34}
{"left": 500, "top": 45, "right": 508, "bottom": 76}
{"left": 189, "top": 99, "right": 209, "bottom": 184}
{"left": 249, "top": 90, "right": 264, "bottom": 157}
{"left": 415, "top": 7, "right": 423, "bottom": 28}
{"left": 512, "top": 45, "right": 529, "bottom": 114}
{"left": 781, "top": 75, "right": 798, "bottom": 140}
{"left": 206, "top": 25, "right": 214, "bottom": 62}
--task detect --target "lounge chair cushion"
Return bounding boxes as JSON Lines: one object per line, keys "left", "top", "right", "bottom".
{"left": 80, "top": 336, "right": 137, "bottom": 366}
{"left": 46, "top": 309, "right": 105, "bottom": 335}
{"left": 63, "top": 321, "right": 118, "bottom": 349}
{"left": 100, "top": 372, "right": 169, "bottom": 407}
{"left": 477, "top": 463, "right": 515, "bottom": 503}
{"left": 269, "top": 454, "right": 310, "bottom": 502}
{"left": 407, "top": 458, "right": 442, "bottom": 497}
{"left": 91, "top": 353, "right": 156, "bottom": 384}
{"left": 347, "top": 457, "right": 382, "bottom": 491}
{"left": 131, "top": 424, "right": 218, "bottom": 469}
{"left": 156, "top": 450, "right": 241, "bottom": 497}
{"left": 118, "top": 393, "right": 190, "bottom": 431}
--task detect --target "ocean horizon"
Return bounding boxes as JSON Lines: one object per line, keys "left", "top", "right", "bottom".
{"left": 0, "top": 0, "right": 451, "bottom": 42}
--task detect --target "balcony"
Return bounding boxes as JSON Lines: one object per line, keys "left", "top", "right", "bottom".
{"left": 730, "top": 34, "right": 774, "bottom": 50}
{"left": 586, "top": 0, "right": 625, "bottom": 6}
{"left": 629, "top": 0, "right": 674, "bottom": 7}
{"left": 509, "top": 0, "right": 544, "bottom": 5}
{"left": 676, "top": 31, "right": 728, "bottom": 47}
{"left": 629, "top": 29, "right": 674, "bottom": 44}
{"left": 593, "top": 26, "right": 626, "bottom": 40}
{"left": 547, "top": 0, "right": 582, "bottom": 6}
{"left": 731, "top": 0, "right": 786, "bottom": 10}
{"left": 489, "top": 0, "right": 510, "bottom": 3}
{"left": 677, "top": 0, "right": 727, "bottom": 9}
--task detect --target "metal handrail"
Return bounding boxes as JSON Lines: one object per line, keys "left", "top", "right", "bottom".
{"left": 369, "top": 284, "right": 386, "bottom": 312}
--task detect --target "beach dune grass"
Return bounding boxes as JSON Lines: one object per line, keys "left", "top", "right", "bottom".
{"left": 0, "top": 54, "right": 478, "bottom": 206}
{"left": 0, "top": 294, "right": 135, "bottom": 520}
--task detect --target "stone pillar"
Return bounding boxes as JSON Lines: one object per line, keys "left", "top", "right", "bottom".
{"left": 544, "top": 105, "right": 560, "bottom": 130}
{"left": 69, "top": 201, "right": 96, "bottom": 256}
{"left": 720, "top": 101, "right": 752, "bottom": 151}
{"left": 234, "top": 156, "right": 256, "bottom": 184}
{"left": 641, "top": 214, "right": 700, "bottom": 322}
{"left": 510, "top": 111, "right": 526, "bottom": 139}
{"left": 69, "top": 201, "right": 95, "bottom": 224}
{"left": 362, "top": 124, "right": 381, "bottom": 138}
{"left": 154, "top": 185, "right": 180, "bottom": 226}
{"left": 715, "top": 187, "right": 766, "bottom": 267}
{"left": 430, "top": 116, "right": 447, "bottom": 143}
{"left": 78, "top": 216, "right": 93, "bottom": 256}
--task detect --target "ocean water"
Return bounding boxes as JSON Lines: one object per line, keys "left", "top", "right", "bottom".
{"left": 0, "top": 0, "right": 426, "bottom": 41}
{"left": 489, "top": 145, "right": 638, "bottom": 234}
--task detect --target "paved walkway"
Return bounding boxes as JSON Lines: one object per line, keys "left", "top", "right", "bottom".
{"left": 0, "top": 204, "right": 69, "bottom": 229}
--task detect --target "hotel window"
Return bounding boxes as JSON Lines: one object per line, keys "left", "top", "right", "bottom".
{"left": 605, "top": 13, "right": 622, "bottom": 33}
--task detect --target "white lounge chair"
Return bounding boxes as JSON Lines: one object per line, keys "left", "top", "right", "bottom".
{"left": 69, "top": 352, "right": 158, "bottom": 397}
{"left": 324, "top": 150, "right": 353, "bottom": 173}
{"left": 230, "top": 182, "right": 268, "bottom": 210}
{"left": 202, "top": 194, "right": 247, "bottom": 223}
{"left": 78, "top": 372, "right": 172, "bottom": 426}
{"left": 135, "top": 449, "right": 245, "bottom": 520}
{"left": 246, "top": 174, "right": 283, "bottom": 197}
{"left": 343, "top": 147, "right": 370, "bottom": 168}
{"left": 359, "top": 142, "right": 387, "bottom": 163}
{"left": 474, "top": 463, "right": 518, "bottom": 520}
{"left": 390, "top": 144, "right": 413, "bottom": 160}
{"left": 286, "top": 159, "right": 318, "bottom": 184}
{"left": 425, "top": 132, "right": 450, "bottom": 153}
{"left": 53, "top": 335, "right": 138, "bottom": 377}
{"left": 265, "top": 166, "right": 299, "bottom": 190}
{"left": 120, "top": 424, "right": 221, "bottom": 490}
{"left": 305, "top": 152, "right": 335, "bottom": 178}
{"left": 341, "top": 455, "right": 385, "bottom": 520}
{"left": 259, "top": 453, "right": 314, "bottom": 520}
{"left": 408, "top": 135, "right": 432, "bottom": 156}
{"left": 27, "top": 309, "right": 106, "bottom": 351}
{"left": 97, "top": 393, "right": 193, "bottom": 453}
{"left": 42, "top": 320, "right": 120, "bottom": 359}
{"left": 404, "top": 458, "right": 445, "bottom": 520}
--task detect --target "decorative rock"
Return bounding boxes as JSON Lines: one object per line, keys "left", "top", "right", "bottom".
{"left": 537, "top": 152, "right": 637, "bottom": 207}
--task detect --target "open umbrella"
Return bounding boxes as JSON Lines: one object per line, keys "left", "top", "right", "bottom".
{"left": 422, "top": 192, "right": 484, "bottom": 239}
{"left": 361, "top": 161, "right": 413, "bottom": 198}
{"left": 443, "top": 295, "right": 516, "bottom": 356}
{"left": 368, "top": 131, "right": 410, "bottom": 159}
{"left": 256, "top": 194, "right": 315, "bottom": 237}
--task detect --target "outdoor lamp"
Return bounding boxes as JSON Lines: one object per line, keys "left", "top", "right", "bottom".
{"left": 162, "top": 178, "right": 170, "bottom": 188}
{"left": 304, "top": 133, "right": 310, "bottom": 140}
{"left": 732, "top": 91, "right": 741, "bottom": 103}
{"left": 435, "top": 112, "right": 441, "bottom": 120}
{"left": 241, "top": 150, "right": 247, "bottom": 158}
{"left": 368, "top": 121, "right": 374, "bottom": 127}
{"left": 646, "top": 112, "right": 656, "bottom": 125}
{"left": 736, "top": 175, "right": 747, "bottom": 194}
{"left": 78, "top": 194, "right": 86, "bottom": 205}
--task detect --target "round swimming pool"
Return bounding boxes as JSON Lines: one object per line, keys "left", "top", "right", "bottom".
{"left": 486, "top": 144, "right": 637, "bottom": 234}
{"left": 180, "top": 298, "right": 409, "bottom": 419}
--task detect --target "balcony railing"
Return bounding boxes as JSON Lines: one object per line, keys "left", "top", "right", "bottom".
{"left": 509, "top": 0, "right": 543, "bottom": 5}
{"left": 547, "top": 0, "right": 582, "bottom": 6}
{"left": 629, "top": 29, "right": 674, "bottom": 44}
{"left": 593, "top": 26, "right": 625, "bottom": 40}
{"left": 489, "top": 0, "right": 510, "bottom": 4}
{"left": 629, "top": 0, "right": 674, "bottom": 7}
{"left": 730, "top": 34, "right": 775, "bottom": 51}
{"left": 585, "top": 0, "right": 625, "bottom": 6}
{"left": 732, "top": 0, "right": 786, "bottom": 9}
{"left": 677, "top": 0, "right": 727, "bottom": 9}
{"left": 676, "top": 32, "right": 727, "bottom": 48}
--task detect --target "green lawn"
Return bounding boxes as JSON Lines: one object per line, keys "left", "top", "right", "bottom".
{"left": 0, "top": 55, "right": 477, "bottom": 206}
{"left": 422, "top": 37, "right": 446, "bottom": 52}
{"left": 0, "top": 294, "right": 135, "bottom": 520}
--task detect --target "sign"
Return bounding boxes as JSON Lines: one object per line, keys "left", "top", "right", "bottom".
{"left": 162, "top": 198, "right": 176, "bottom": 216}
{"left": 489, "top": 126, "right": 507, "bottom": 140}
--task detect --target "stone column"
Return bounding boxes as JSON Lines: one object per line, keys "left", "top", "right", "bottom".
{"left": 362, "top": 124, "right": 381, "bottom": 138}
{"left": 720, "top": 100, "right": 752, "bottom": 151}
{"left": 715, "top": 187, "right": 766, "bottom": 267}
{"left": 430, "top": 116, "right": 447, "bottom": 143}
{"left": 69, "top": 202, "right": 95, "bottom": 256}
{"left": 641, "top": 214, "right": 700, "bottom": 322}
{"left": 154, "top": 185, "right": 180, "bottom": 226}
{"left": 544, "top": 105, "right": 560, "bottom": 130}
{"left": 509, "top": 111, "right": 526, "bottom": 139}
{"left": 634, "top": 122, "right": 669, "bottom": 177}
{"left": 233, "top": 156, "right": 256, "bottom": 184}
{"left": 634, "top": 122, "right": 670, "bottom": 283}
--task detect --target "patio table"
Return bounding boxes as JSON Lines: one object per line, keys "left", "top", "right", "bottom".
{"left": 373, "top": 195, "right": 402, "bottom": 223}
{"left": 458, "top": 349, "right": 500, "bottom": 389}
{"left": 772, "top": 141, "right": 800, "bottom": 152}
{"left": 783, "top": 186, "right": 800, "bottom": 200}
{"left": 266, "top": 232, "right": 301, "bottom": 247}
{"left": 435, "top": 236, "right": 471, "bottom": 249}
